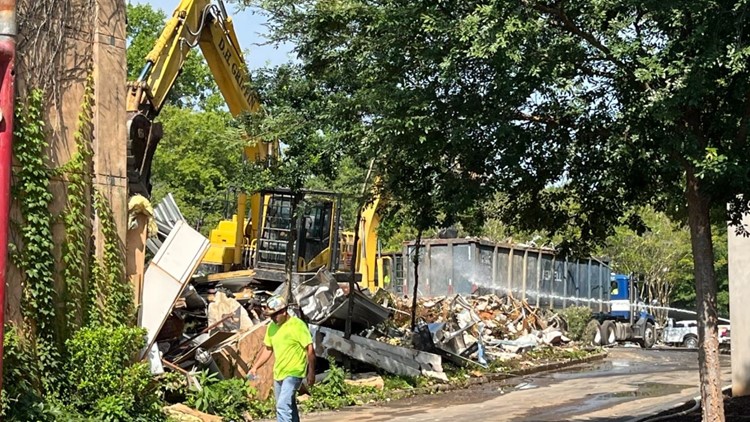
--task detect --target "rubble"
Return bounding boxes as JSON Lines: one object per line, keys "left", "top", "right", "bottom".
{"left": 143, "top": 205, "right": 580, "bottom": 406}
{"left": 163, "top": 404, "right": 222, "bottom": 422}
{"left": 344, "top": 372, "right": 385, "bottom": 390}
{"left": 139, "top": 221, "right": 210, "bottom": 360}
{"left": 207, "top": 291, "right": 253, "bottom": 333}
{"left": 311, "top": 324, "right": 447, "bottom": 381}
{"left": 212, "top": 322, "right": 275, "bottom": 400}
{"left": 293, "top": 268, "right": 392, "bottom": 331}
{"left": 375, "top": 292, "right": 570, "bottom": 366}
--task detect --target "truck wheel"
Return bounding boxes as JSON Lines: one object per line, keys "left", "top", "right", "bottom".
{"left": 600, "top": 320, "right": 617, "bottom": 346}
{"left": 640, "top": 322, "right": 656, "bottom": 349}
{"left": 683, "top": 335, "right": 698, "bottom": 349}
{"left": 585, "top": 319, "right": 602, "bottom": 346}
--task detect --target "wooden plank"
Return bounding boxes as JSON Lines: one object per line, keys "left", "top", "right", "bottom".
{"left": 126, "top": 212, "right": 149, "bottom": 308}
{"left": 212, "top": 321, "right": 275, "bottom": 400}
{"left": 172, "top": 331, "right": 235, "bottom": 365}
{"left": 206, "top": 269, "right": 255, "bottom": 282}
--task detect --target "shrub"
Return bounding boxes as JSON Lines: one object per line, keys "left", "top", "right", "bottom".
{"left": 2, "top": 325, "right": 163, "bottom": 421}
{"left": 302, "top": 358, "right": 352, "bottom": 412}
{"left": 187, "top": 371, "right": 257, "bottom": 420}
{"left": 560, "top": 306, "right": 593, "bottom": 341}
{"left": 1, "top": 325, "right": 49, "bottom": 421}
{"left": 64, "top": 326, "right": 165, "bottom": 421}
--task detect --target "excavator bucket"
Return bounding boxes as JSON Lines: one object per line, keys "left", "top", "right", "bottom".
{"left": 127, "top": 113, "right": 163, "bottom": 197}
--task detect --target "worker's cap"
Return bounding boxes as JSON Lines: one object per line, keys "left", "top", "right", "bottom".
{"left": 264, "top": 295, "right": 288, "bottom": 316}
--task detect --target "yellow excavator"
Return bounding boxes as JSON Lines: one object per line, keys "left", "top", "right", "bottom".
{"left": 126, "top": 0, "right": 387, "bottom": 291}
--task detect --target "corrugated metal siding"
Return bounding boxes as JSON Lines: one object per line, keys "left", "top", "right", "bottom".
{"left": 147, "top": 193, "right": 186, "bottom": 254}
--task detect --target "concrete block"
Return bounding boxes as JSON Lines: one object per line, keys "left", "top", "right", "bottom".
{"left": 728, "top": 212, "right": 750, "bottom": 397}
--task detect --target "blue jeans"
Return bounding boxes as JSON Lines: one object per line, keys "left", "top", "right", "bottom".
{"left": 274, "top": 376, "right": 303, "bottom": 422}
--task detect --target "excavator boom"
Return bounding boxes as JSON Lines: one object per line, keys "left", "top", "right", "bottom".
{"left": 126, "top": 0, "right": 274, "bottom": 196}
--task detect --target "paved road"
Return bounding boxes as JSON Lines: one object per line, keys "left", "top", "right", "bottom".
{"left": 297, "top": 348, "right": 731, "bottom": 422}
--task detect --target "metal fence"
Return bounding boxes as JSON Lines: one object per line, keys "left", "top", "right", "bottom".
{"left": 392, "top": 238, "right": 612, "bottom": 312}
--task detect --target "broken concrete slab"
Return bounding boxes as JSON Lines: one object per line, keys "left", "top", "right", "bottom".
{"left": 311, "top": 325, "right": 446, "bottom": 381}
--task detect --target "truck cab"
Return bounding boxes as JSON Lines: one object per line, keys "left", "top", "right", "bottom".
{"left": 591, "top": 274, "right": 657, "bottom": 348}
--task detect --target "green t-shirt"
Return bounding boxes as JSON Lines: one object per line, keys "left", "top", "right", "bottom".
{"left": 263, "top": 316, "right": 313, "bottom": 381}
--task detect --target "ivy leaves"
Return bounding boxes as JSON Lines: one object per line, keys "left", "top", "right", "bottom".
{"left": 12, "top": 89, "right": 62, "bottom": 392}
{"left": 9, "top": 84, "right": 137, "bottom": 405}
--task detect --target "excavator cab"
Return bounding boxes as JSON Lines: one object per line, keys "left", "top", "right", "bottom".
{"left": 251, "top": 189, "right": 342, "bottom": 283}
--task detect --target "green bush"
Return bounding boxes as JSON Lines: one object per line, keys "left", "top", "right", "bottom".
{"left": 2, "top": 325, "right": 163, "bottom": 421}
{"left": 559, "top": 306, "right": 593, "bottom": 341}
{"left": 382, "top": 374, "right": 418, "bottom": 390}
{"left": 301, "top": 358, "right": 352, "bottom": 412}
{"left": 2, "top": 325, "right": 47, "bottom": 421}
{"left": 187, "top": 371, "right": 258, "bottom": 420}
{"left": 64, "top": 326, "right": 164, "bottom": 421}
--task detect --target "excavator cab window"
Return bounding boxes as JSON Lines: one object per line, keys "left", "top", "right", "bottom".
{"left": 297, "top": 199, "right": 334, "bottom": 268}
{"left": 255, "top": 190, "right": 341, "bottom": 273}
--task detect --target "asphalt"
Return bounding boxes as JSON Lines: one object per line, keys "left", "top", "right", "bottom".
{"left": 295, "top": 347, "right": 731, "bottom": 422}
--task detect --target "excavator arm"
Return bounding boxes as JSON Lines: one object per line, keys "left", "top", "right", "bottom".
{"left": 126, "top": 0, "right": 275, "bottom": 196}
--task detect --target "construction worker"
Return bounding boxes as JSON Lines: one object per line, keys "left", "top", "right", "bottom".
{"left": 249, "top": 295, "right": 315, "bottom": 422}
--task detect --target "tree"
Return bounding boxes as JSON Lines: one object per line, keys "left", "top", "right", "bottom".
{"left": 250, "top": 1, "right": 750, "bottom": 418}
{"left": 149, "top": 105, "right": 246, "bottom": 234}
{"left": 247, "top": 1, "right": 506, "bottom": 327}
{"left": 126, "top": 3, "right": 221, "bottom": 109}
{"left": 603, "top": 207, "right": 692, "bottom": 325}
{"left": 671, "top": 223, "right": 730, "bottom": 318}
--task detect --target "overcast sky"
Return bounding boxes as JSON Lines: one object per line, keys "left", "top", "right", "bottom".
{"left": 130, "top": 0, "right": 294, "bottom": 69}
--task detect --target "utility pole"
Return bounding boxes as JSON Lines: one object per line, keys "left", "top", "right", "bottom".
{"left": 0, "top": 0, "right": 16, "bottom": 393}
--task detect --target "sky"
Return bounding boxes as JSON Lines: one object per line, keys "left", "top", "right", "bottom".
{"left": 131, "top": 0, "right": 294, "bottom": 69}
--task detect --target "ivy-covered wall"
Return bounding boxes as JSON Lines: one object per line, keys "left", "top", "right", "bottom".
{"left": 2, "top": 1, "right": 134, "bottom": 415}
{"left": 7, "top": 0, "right": 128, "bottom": 327}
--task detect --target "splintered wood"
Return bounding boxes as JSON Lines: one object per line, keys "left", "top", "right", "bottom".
{"left": 390, "top": 293, "right": 552, "bottom": 339}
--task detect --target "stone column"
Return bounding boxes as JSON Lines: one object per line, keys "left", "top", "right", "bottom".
{"left": 93, "top": 0, "right": 127, "bottom": 248}
{"left": 728, "top": 213, "right": 750, "bottom": 396}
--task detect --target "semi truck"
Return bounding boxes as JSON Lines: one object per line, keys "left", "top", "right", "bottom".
{"left": 588, "top": 273, "right": 657, "bottom": 348}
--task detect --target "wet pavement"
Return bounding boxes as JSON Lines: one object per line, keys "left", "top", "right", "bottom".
{"left": 296, "top": 348, "right": 731, "bottom": 422}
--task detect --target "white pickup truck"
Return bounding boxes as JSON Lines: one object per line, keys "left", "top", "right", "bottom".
{"left": 661, "top": 319, "right": 730, "bottom": 348}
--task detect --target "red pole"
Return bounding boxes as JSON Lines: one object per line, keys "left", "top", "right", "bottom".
{"left": 0, "top": 0, "right": 16, "bottom": 393}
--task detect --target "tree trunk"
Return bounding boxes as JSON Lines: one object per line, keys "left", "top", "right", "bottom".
{"left": 345, "top": 207, "right": 363, "bottom": 340}
{"left": 410, "top": 229, "right": 423, "bottom": 332}
{"left": 685, "top": 169, "right": 725, "bottom": 422}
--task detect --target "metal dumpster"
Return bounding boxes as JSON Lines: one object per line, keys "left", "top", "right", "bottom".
{"left": 390, "top": 238, "right": 612, "bottom": 312}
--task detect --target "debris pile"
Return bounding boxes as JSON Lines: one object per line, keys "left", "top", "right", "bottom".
{"left": 143, "top": 206, "right": 577, "bottom": 402}
{"left": 367, "top": 293, "right": 570, "bottom": 366}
